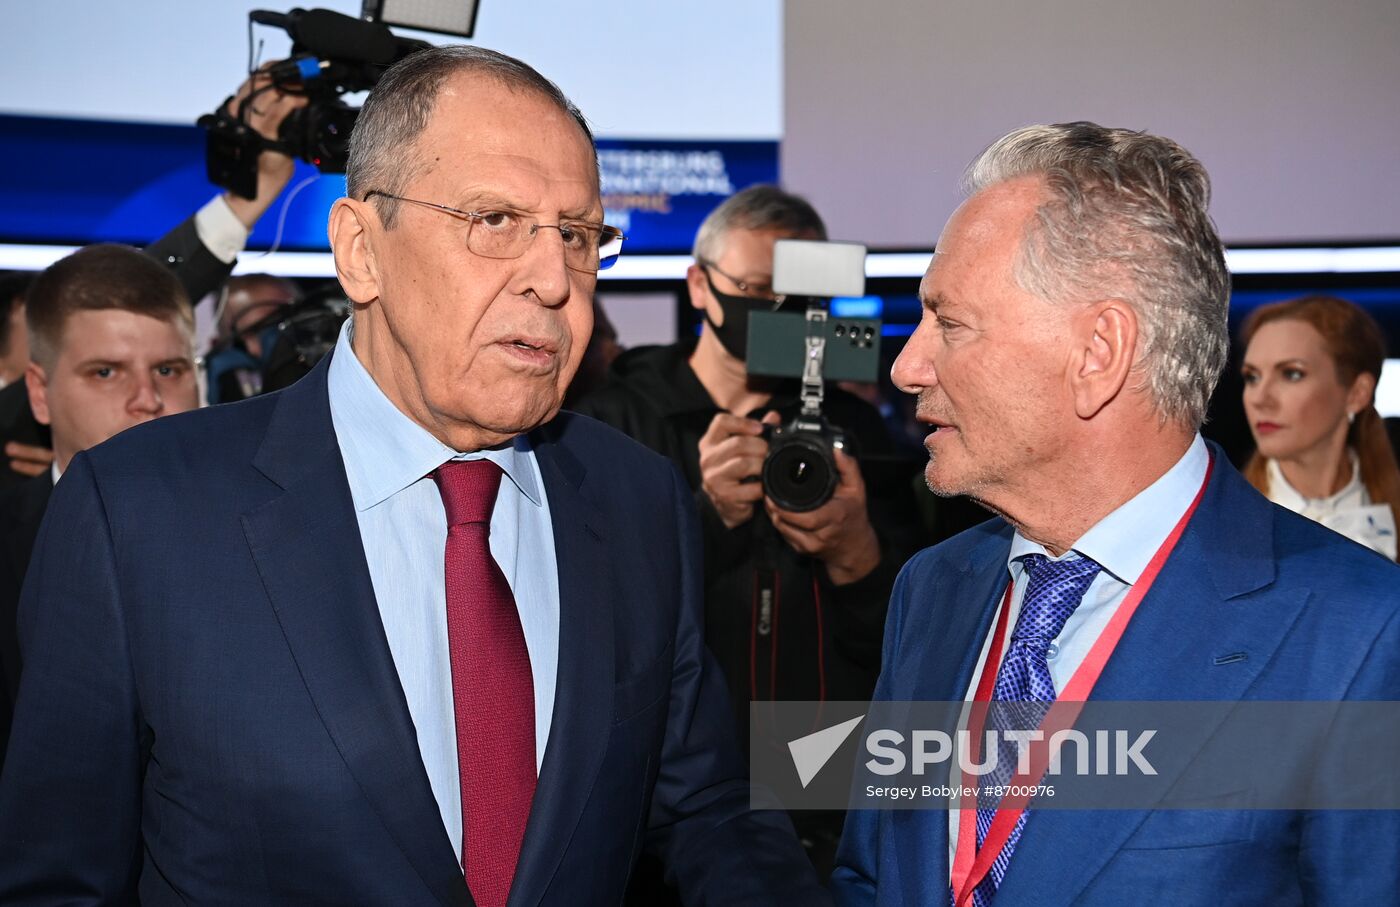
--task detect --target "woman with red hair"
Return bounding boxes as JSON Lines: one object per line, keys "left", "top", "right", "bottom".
{"left": 1240, "top": 294, "right": 1400, "bottom": 558}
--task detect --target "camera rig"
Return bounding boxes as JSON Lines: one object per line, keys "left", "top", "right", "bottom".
{"left": 198, "top": 8, "right": 430, "bottom": 199}
{"left": 745, "top": 241, "right": 880, "bottom": 511}
{"left": 759, "top": 305, "right": 851, "bottom": 512}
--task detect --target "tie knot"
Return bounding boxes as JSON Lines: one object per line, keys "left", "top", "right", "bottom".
{"left": 1011, "top": 553, "right": 1102, "bottom": 647}
{"left": 433, "top": 459, "right": 503, "bottom": 527}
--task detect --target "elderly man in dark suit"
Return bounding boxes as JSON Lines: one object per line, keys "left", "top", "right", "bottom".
{"left": 0, "top": 45, "right": 821, "bottom": 907}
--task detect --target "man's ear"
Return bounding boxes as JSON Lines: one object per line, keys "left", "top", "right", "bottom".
{"left": 328, "top": 198, "right": 382, "bottom": 304}
{"left": 686, "top": 262, "right": 711, "bottom": 314}
{"left": 25, "top": 361, "right": 51, "bottom": 427}
{"left": 1071, "top": 299, "right": 1139, "bottom": 420}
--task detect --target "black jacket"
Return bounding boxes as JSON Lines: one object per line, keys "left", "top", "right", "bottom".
{"left": 0, "top": 472, "right": 51, "bottom": 760}
{"left": 574, "top": 340, "right": 920, "bottom": 750}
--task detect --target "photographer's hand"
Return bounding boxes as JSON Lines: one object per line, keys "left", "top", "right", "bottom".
{"left": 767, "top": 448, "right": 880, "bottom": 585}
{"left": 698, "top": 412, "right": 772, "bottom": 530}
{"left": 221, "top": 65, "right": 309, "bottom": 229}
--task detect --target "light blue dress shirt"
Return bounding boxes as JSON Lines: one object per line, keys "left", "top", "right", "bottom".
{"left": 326, "top": 319, "right": 560, "bottom": 860}
{"left": 948, "top": 433, "right": 1210, "bottom": 868}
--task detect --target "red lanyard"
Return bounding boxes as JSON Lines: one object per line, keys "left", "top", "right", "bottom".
{"left": 949, "top": 452, "right": 1214, "bottom": 907}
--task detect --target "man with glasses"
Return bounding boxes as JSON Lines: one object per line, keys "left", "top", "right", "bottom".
{"left": 0, "top": 46, "right": 823, "bottom": 906}
{"left": 576, "top": 186, "right": 913, "bottom": 880}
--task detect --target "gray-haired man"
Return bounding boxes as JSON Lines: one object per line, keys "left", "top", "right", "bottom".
{"left": 832, "top": 122, "right": 1400, "bottom": 905}
{"left": 0, "top": 45, "right": 824, "bottom": 906}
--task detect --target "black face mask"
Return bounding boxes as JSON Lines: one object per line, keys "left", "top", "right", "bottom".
{"left": 701, "top": 270, "right": 777, "bottom": 361}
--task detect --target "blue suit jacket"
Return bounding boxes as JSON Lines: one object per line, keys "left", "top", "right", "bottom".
{"left": 832, "top": 447, "right": 1400, "bottom": 906}
{"left": 0, "top": 354, "right": 822, "bottom": 906}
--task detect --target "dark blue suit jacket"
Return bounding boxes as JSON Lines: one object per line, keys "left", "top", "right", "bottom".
{"left": 832, "top": 447, "right": 1400, "bottom": 906}
{"left": 0, "top": 354, "right": 822, "bottom": 905}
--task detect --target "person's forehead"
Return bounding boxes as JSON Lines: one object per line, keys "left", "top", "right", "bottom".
{"left": 1247, "top": 319, "right": 1330, "bottom": 360}
{"left": 228, "top": 284, "right": 295, "bottom": 306}
{"left": 411, "top": 76, "right": 599, "bottom": 208}
{"left": 58, "top": 309, "right": 191, "bottom": 357}
{"left": 950, "top": 181, "right": 1042, "bottom": 251}
{"left": 921, "top": 181, "right": 1043, "bottom": 296}
{"left": 715, "top": 227, "right": 809, "bottom": 270}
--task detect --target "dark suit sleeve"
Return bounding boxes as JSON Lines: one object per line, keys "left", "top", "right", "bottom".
{"left": 1298, "top": 605, "right": 1400, "bottom": 903}
{"left": 643, "top": 465, "right": 831, "bottom": 904}
{"left": 144, "top": 213, "right": 236, "bottom": 302}
{"left": 0, "top": 453, "right": 144, "bottom": 902}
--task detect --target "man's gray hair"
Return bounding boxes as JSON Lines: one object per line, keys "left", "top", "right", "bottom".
{"left": 964, "top": 122, "right": 1230, "bottom": 429}
{"left": 346, "top": 44, "right": 596, "bottom": 228}
{"left": 692, "top": 185, "right": 827, "bottom": 262}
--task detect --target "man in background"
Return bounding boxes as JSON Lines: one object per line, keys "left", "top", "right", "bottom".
{"left": 576, "top": 186, "right": 917, "bottom": 879}
{"left": 206, "top": 272, "right": 301, "bottom": 403}
{"left": 0, "top": 65, "right": 305, "bottom": 482}
{"left": 0, "top": 243, "right": 198, "bottom": 764}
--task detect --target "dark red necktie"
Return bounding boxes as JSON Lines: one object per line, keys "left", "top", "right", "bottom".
{"left": 432, "top": 460, "right": 536, "bottom": 907}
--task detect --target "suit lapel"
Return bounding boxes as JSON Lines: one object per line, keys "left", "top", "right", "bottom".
{"left": 996, "top": 452, "right": 1310, "bottom": 905}
{"left": 508, "top": 421, "right": 616, "bottom": 907}
{"left": 892, "top": 527, "right": 1013, "bottom": 894}
{"left": 241, "top": 358, "right": 470, "bottom": 907}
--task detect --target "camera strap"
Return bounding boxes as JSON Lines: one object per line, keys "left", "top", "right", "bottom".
{"left": 750, "top": 513, "right": 781, "bottom": 701}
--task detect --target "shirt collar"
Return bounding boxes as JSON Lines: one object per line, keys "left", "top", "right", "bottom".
{"left": 326, "top": 319, "right": 542, "bottom": 512}
{"left": 1266, "top": 451, "right": 1365, "bottom": 511}
{"left": 1008, "top": 433, "right": 1209, "bottom": 586}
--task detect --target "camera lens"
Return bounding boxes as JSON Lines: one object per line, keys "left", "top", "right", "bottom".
{"left": 763, "top": 436, "right": 838, "bottom": 512}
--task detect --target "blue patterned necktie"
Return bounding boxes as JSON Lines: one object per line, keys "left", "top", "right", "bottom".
{"left": 966, "top": 553, "right": 1102, "bottom": 907}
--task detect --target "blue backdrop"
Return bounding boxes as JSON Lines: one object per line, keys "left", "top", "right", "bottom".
{"left": 0, "top": 114, "right": 779, "bottom": 254}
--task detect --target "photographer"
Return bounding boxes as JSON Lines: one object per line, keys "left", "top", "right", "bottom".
{"left": 575, "top": 185, "right": 915, "bottom": 874}
{"left": 206, "top": 272, "right": 302, "bottom": 403}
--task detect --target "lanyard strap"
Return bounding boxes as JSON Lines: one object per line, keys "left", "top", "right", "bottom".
{"left": 950, "top": 452, "right": 1214, "bottom": 907}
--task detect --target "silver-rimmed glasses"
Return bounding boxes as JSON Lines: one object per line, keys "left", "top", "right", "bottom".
{"left": 364, "top": 191, "right": 626, "bottom": 273}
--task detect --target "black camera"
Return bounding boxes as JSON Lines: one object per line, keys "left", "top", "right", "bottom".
{"left": 746, "top": 240, "right": 877, "bottom": 512}
{"left": 199, "top": 8, "right": 430, "bottom": 198}
{"left": 260, "top": 285, "right": 352, "bottom": 393}
{"left": 762, "top": 414, "right": 848, "bottom": 513}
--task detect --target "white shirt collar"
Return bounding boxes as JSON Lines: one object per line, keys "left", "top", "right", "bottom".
{"left": 326, "top": 319, "right": 541, "bottom": 513}
{"left": 1266, "top": 452, "right": 1367, "bottom": 514}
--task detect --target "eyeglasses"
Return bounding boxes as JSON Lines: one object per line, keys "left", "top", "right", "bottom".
{"left": 699, "top": 259, "right": 784, "bottom": 303}
{"left": 363, "top": 191, "right": 626, "bottom": 273}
